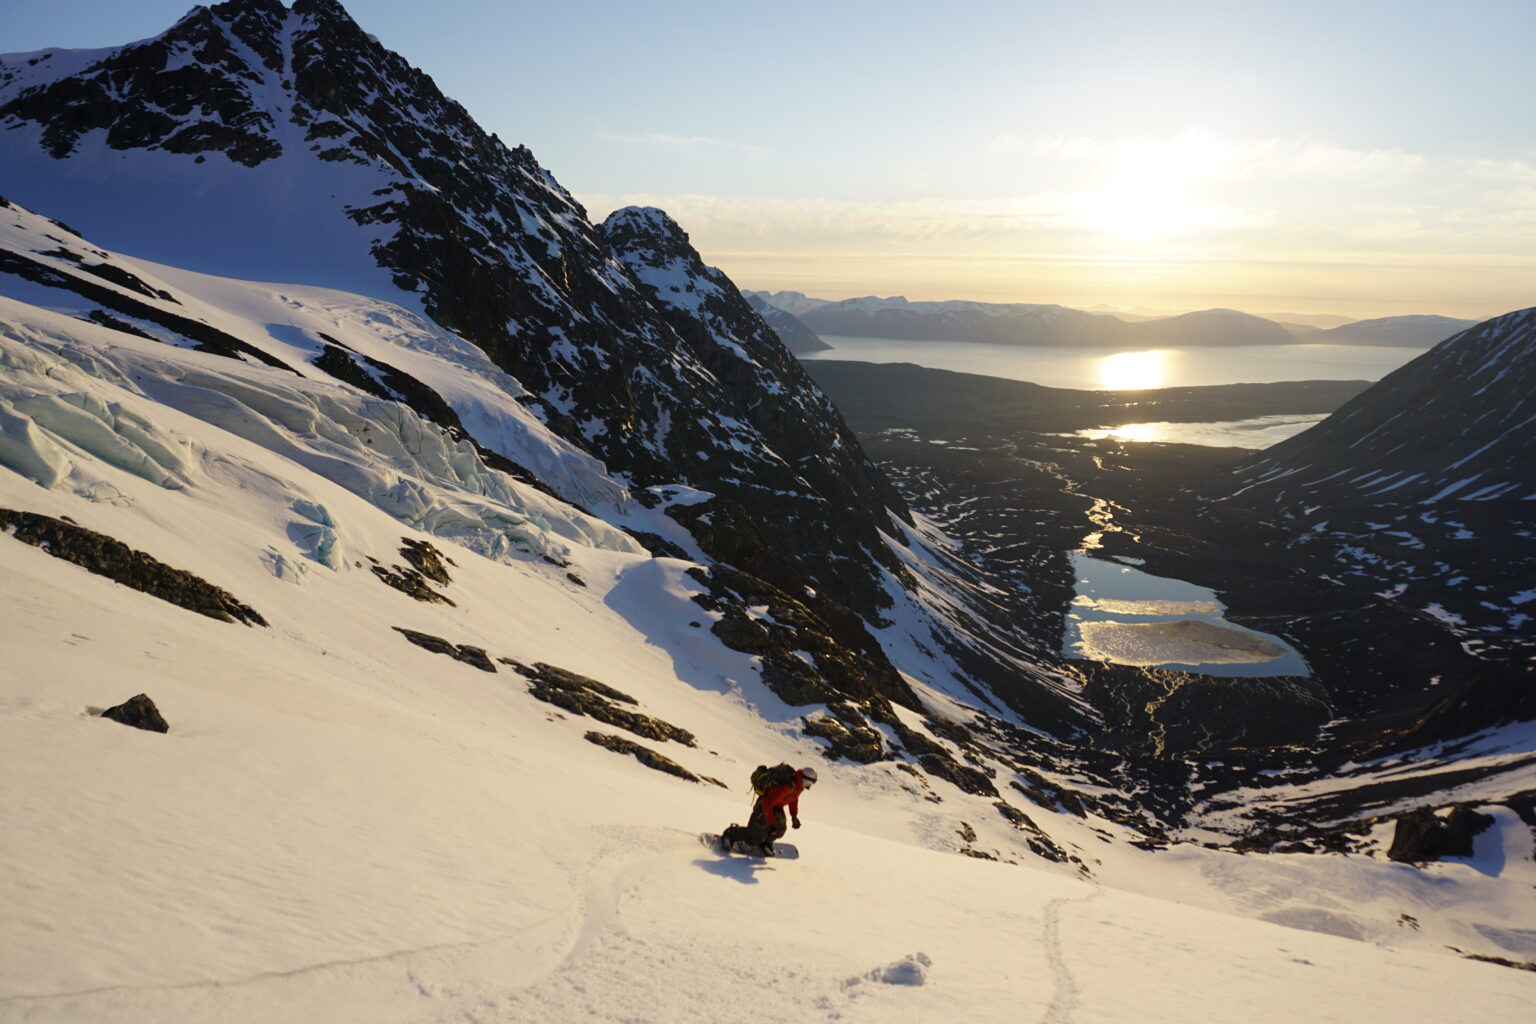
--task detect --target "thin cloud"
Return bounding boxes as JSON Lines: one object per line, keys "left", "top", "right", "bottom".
{"left": 594, "top": 131, "right": 767, "bottom": 155}
{"left": 1026, "top": 132, "right": 1425, "bottom": 183}
{"left": 583, "top": 190, "right": 1267, "bottom": 241}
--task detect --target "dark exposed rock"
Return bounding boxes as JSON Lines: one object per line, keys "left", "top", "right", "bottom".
{"left": 892, "top": 761, "right": 943, "bottom": 803}
{"left": 600, "top": 207, "right": 909, "bottom": 616}
{"left": 0, "top": 2, "right": 283, "bottom": 165}
{"left": 1452, "top": 951, "right": 1536, "bottom": 972}
{"left": 992, "top": 801, "right": 1076, "bottom": 864}
{"left": 391, "top": 627, "right": 496, "bottom": 672}
{"left": 1227, "top": 812, "right": 1376, "bottom": 856}
{"left": 399, "top": 538, "right": 452, "bottom": 586}
{"left": 37, "top": 245, "right": 179, "bottom": 302}
{"left": 370, "top": 564, "right": 454, "bottom": 605}
{"left": 505, "top": 661, "right": 695, "bottom": 746}
{"left": 583, "top": 731, "right": 719, "bottom": 785}
{"left": 917, "top": 752, "right": 999, "bottom": 798}
{"left": 1387, "top": 807, "right": 1496, "bottom": 863}
{"left": 801, "top": 711, "right": 886, "bottom": 763}
{"left": 82, "top": 309, "right": 158, "bottom": 340}
{"left": 313, "top": 344, "right": 396, "bottom": 400}
{"left": 1075, "top": 661, "right": 1332, "bottom": 757}
{"left": 101, "top": 693, "right": 169, "bottom": 733}
{"left": 1009, "top": 773, "right": 1087, "bottom": 818}
{"left": 76, "top": 260, "right": 178, "bottom": 302}
{"left": 621, "top": 529, "right": 690, "bottom": 560}
{"left": 0, "top": 508, "right": 265, "bottom": 625}
{"left": 887, "top": 717, "right": 948, "bottom": 759}
{"left": 503, "top": 660, "right": 638, "bottom": 704}
{"left": 689, "top": 565, "right": 919, "bottom": 712}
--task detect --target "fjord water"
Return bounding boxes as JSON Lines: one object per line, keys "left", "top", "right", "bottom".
{"left": 1064, "top": 553, "right": 1311, "bottom": 678}
{"left": 801, "top": 335, "right": 1427, "bottom": 389}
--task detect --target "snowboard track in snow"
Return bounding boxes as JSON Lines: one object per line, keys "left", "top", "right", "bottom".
{"left": 0, "top": 832, "right": 676, "bottom": 1014}
{"left": 1039, "top": 886, "right": 1101, "bottom": 1024}
{"left": 0, "top": 906, "right": 578, "bottom": 1008}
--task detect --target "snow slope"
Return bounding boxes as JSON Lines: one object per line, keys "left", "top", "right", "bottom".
{"left": 1, "top": 251, "right": 1533, "bottom": 1022}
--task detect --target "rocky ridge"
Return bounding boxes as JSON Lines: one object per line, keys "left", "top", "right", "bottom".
{"left": 0, "top": 0, "right": 900, "bottom": 622}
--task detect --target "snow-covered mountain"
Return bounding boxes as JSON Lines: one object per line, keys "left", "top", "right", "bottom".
{"left": 783, "top": 294, "right": 1324, "bottom": 347}
{"left": 760, "top": 292, "right": 1473, "bottom": 349}
{"left": 744, "top": 292, "right": 832, "bottom": 354}
{"left": 1320, "top": 314, "right": 1480, "bottom": 347}
{"left": 795, "top": 295, "right": 1133, "bottom": 346}
{"left": 1134, "top": 306, "right": 1296, "bottom": 346}
{"left": 2, "top": 0, "right": 913, "bottom": 618}
{"left": 1, "top": 3, "right": 1533, "bottom": 1019}
{"left": 741, "top": 288, "right": 831, "bottom": 317}
{"left": 1216, "top": 310, "right": 1536, "bottom": 510}
{"left": 1198, "top": 308, "right": 1536, "bottom": 737}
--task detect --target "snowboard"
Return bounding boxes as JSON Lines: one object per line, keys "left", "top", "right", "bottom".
{"left": 700, "top": 832, "right": 800, "bottom": 860}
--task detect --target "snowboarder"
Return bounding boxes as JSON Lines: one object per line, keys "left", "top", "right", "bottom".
{"left": 720, "top": 764, "right": 817, "bottom": 856}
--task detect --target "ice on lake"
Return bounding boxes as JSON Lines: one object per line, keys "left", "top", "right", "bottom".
{"left": 1067, "top": 413, "right": 1329, "bottom": 449}
{"left": 1064, "top": 553, "right": 1310, "bottom": 677}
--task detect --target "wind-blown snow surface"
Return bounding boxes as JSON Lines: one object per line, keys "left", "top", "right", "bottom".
{"left": 0, "top": 303, "right": 1532, "bottom": 1022}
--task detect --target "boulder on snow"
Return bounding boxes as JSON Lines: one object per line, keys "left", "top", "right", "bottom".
{"left": 1387, "top": 806, "right": 1495, "bottom": 863}
{"left": 100, "top": 693, "right": 168, "bottom": 733}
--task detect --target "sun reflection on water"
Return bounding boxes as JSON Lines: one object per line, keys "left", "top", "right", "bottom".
{"left": 1095, "top": 350, "right": 1172, "bottom": 390}
{"left": 1098, "top": 422, "right": 1164, "bottom": 443}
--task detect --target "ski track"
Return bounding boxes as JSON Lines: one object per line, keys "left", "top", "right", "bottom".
{"left": 1039, "top": 886, "right": 1101, "bottom": 1024}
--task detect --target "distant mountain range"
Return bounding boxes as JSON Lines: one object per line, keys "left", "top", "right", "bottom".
{"left": 744, "top": 291, "right": 1479, "bottom": 350}
{"left": 1315, "top": 315, "right": 1481, "bottom": 347}
{"left": 743, "top": 293, "right": 830, "bottom": 353}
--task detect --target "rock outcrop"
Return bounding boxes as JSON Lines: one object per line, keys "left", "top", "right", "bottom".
{"left": 101, "top": 693, "right": 169, "bottom": 733}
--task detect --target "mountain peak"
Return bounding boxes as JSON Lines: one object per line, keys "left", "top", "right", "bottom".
{"left": 600, "top": 206, "right": 691, "bottom": 253}
{"left": 210, "top": 0, "right": 288, "bottom": 17}
{"left": 290, "top": 0, "right": 359, "bottom": 25}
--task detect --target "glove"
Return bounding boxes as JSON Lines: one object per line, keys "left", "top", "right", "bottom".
{"left": 791, "top": 817, "right": 801, "bottom": 829}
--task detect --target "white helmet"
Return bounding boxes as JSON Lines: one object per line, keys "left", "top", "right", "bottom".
{"left": 800, "top": 766, "right": 819, "bottom": 785}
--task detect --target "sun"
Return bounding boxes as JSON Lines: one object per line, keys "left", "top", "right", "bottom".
{"left": 1071, "top": 133, "right": 1230, "bottom": 238}
{"left": 1074, "top": 183, "right": 1206, "bottom": 238}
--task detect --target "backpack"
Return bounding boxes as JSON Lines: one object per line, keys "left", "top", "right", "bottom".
{"left": 751, "top": 763, "right": 796, "bottom": 795}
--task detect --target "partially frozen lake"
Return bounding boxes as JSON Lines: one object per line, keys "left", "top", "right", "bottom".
{"left": 1066, "top": 413, "right": 1329, "bottom": 449}
{"left": 1064, "top": 552, "right": 1311, "bottom": 677}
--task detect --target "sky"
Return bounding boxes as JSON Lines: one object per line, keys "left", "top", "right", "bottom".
{"left": 3, "top": 0, "right": 1535, "bottom": 318}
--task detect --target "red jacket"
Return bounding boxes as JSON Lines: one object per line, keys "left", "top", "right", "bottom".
{"left": 757, "top": 773, "right": 806, "bottom": 826}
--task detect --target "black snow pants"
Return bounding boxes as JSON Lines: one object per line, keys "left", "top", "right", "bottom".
{"left": 722, "top": 799, "right": 787, "bottom": 851}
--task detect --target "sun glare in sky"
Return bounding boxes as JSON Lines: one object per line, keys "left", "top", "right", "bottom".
{"left": 2, "top": 0, "right": 1533, "bottom": 319}
{"left": 1069, "top": 135, "right": 1235, "bottom": 239}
